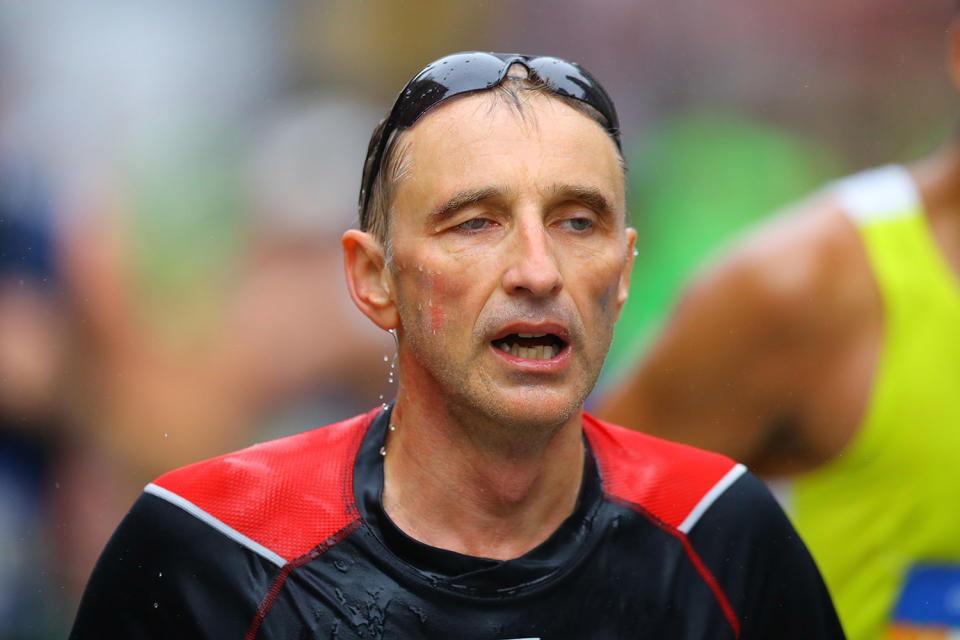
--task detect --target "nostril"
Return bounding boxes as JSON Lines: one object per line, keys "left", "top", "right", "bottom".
{"left": 503, "top": 257, "right": 562, "bottom": 295}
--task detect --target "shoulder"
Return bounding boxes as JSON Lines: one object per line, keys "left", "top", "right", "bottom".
{"left": 684, "top": 470, "right": 845, "bottom": 636}
{"left": 676, "top": 188, "right": 873, "bottom": 344}
{"left": 586, "top": 410, "right": 790, "bottom": 535}
{"left": 149, "top": 408, "right": 379, "bottom": 562}
{"left": 620, "top": 185, "right": 877, "bottom": 409}
{"left": 584, "top": 413, "right": 744, "bottom": 533}
{"left": 598, "top": 186, "right": 878, "bottom": 463}
{"left": 585, "top": 415, "right": 843, "bottom": 634}
{"left": 71, "top": 487, "right": 273, "bottom": 637}
{"left": 689, "top": 469, "right": 845, "bottom": 636}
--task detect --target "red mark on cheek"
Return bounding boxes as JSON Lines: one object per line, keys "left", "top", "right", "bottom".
{"left": 428, "top": 273, "right": 445, "bottom": 335}
{"left": 431, "top": 301, "right": 444, "bottom": 335}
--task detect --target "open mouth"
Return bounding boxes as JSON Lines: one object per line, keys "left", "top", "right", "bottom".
{"left": 492, "top": 333, "right": 567, "bottom": 360}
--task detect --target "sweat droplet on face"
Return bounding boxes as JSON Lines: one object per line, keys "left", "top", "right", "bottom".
{"left": 382, "top": 328, "right": 399, "bottom": 390}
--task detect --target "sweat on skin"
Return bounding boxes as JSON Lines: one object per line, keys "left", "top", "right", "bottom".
{"left": 342, "top": 90, "right": 635, "bottom": 560}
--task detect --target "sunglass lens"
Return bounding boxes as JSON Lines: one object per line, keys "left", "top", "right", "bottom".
{"left": 529, "top": 57, "right": 618, "bottom": 129}
{"left": 395, "top": 52, "right": 508, "bottom": 127}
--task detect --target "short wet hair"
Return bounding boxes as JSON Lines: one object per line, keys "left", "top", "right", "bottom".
{"left": 361, "top": 67, "right": 624, "bottom": 249}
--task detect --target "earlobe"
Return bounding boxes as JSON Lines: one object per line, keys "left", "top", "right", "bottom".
{"left": 342, "top": 230, "right": 399, "bottom": 331}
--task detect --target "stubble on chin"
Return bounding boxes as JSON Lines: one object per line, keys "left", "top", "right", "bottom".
{"left": 394, "top": 286, "right": 608, "bottom": 446}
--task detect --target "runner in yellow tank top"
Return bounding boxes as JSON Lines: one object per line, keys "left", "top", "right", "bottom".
{"left": 598, "top": 21, "right": 960, "bottom": 640}
{"left": 793, "top": 166, "right": 960, "bottom": 639}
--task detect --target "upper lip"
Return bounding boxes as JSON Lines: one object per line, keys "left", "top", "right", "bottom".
{"left": 489, "top": 322, "right": 570, "bottom": 343}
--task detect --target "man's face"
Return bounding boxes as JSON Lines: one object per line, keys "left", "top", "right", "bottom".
{"left": 386, "top": 92, "right": 634, "bottom": 430}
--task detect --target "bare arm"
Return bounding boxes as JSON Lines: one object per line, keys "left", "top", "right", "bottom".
{"left": 599, "top": 202, "right": 877, "bottom": 475}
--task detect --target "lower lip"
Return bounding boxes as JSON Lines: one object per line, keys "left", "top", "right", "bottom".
{"left": 490, "top": 343, "right": 571, "bottom": 372}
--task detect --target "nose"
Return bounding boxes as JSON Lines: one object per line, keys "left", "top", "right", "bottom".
{"left": 501, "top": 218, "right": 562, "bottom": 298}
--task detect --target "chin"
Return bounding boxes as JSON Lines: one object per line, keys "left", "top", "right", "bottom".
{"left": 479, "top": 389, "right": 583, "bottom": 431}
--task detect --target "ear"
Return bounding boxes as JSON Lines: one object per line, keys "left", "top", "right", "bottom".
{"left": 615, "top": 227, "right": 637, "bottom": 318}
{"left": 342, "top": 229, "right": 398, "bottom": 331}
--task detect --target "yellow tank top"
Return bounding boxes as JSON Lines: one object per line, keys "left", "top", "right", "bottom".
{"left": 789, "top": 165, "right": 960, "bottom": 640}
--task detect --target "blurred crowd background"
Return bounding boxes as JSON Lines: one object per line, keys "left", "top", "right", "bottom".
{"left": 0, "top": 0, "right": 954, "bottom": 636}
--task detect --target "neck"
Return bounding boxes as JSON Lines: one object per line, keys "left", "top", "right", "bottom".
{"left": 382, "top": 389, "right": 586, "bottom": 561}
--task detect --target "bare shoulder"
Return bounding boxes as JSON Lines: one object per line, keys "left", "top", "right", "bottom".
{"left": 683, "top": 190, "right": 874, "bottom": 338}
{"left": 640, "top": 188, "right": 877, "bottom": 386}
{"left": 600, "top": 187, "right": 880, "bottom": 472}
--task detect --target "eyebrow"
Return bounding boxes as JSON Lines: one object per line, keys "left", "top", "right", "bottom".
{"left": 546, "top": 184, "right": 614, "bottom": 217}
{"left": 426, "top": 183, "right": 616, "bottom": 226}
{"left": 427, "top": 186, "right": 502, "bottom": 224}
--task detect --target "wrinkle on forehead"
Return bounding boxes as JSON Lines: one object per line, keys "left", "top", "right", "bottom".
{"left": 405, "top": 94, "right": 620, "bottom": 175}
{"left": 408, "top": 91, "right": 587, "bottom": 158}
{"left": 389, "top": 92, "right": 626, "bottom": 247}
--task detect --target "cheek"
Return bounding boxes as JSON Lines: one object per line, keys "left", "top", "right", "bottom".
{"left": 597, "top": 279, "right": 615, "bottom": 313}
{"left": 599, "top": 283, "right": 618, "bottom": 331}
{"left": 426, "top": 272, "right": 446, "bottom": 335}
{"left": 579, "top": 260, "right": 625, "bottom": 332}
{"left": 404, "top": 252, "right": 498, "bottom": 337}
{"left": 401, "top": 268, "right": 451, "bottom": 337}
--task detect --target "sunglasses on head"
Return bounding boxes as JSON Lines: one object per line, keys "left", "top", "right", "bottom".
{"left": 358, "top": 51, "right": 621, "bottom": 228}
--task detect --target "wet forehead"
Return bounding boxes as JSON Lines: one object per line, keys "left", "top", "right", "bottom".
{"left": 395, "top": 92, "right": 625, "bottom": 215}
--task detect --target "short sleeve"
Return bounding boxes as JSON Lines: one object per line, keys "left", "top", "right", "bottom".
{"left": 687, "top": 471, "right": 846, "bottom": 639}
{"left": 69, "top": 492, "right": 277, "bottom": 639}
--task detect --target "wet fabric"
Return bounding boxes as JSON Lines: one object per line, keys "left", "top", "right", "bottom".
{"left": 70, "top": 408, "right": 842, "bottom": 639}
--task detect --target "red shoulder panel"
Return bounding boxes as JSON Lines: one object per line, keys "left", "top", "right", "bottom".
{"left": 153, "top": 408, "right": 378, "bottom": 562}
{"left": 583, "top": 413, "right": 738, "bottom": 529}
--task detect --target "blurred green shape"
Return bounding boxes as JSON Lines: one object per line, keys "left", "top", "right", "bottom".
{"left": 600, "top": 112, "right": 842, "bottom": 386}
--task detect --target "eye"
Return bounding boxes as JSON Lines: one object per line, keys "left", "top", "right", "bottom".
{"left": 455, "top": 217, "right": 494, "bottom": 231}
{"left": 561, "top": 217, "right": 593, "bottom": 232}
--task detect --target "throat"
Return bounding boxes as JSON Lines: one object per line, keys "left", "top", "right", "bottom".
{"left": 380, "top": 409, "right": 586, "bottom": 560}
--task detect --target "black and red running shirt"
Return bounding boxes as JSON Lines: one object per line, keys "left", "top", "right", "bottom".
{"left": 70, "top": 408, "right": 844, "bottom": 639}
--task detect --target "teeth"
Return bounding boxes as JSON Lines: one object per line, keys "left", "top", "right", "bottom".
{"left": 503, "top": 343, "right": 558, "bottom": 359}
{"left": 517, "top": 332, "right": 547, "bottom": 338}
